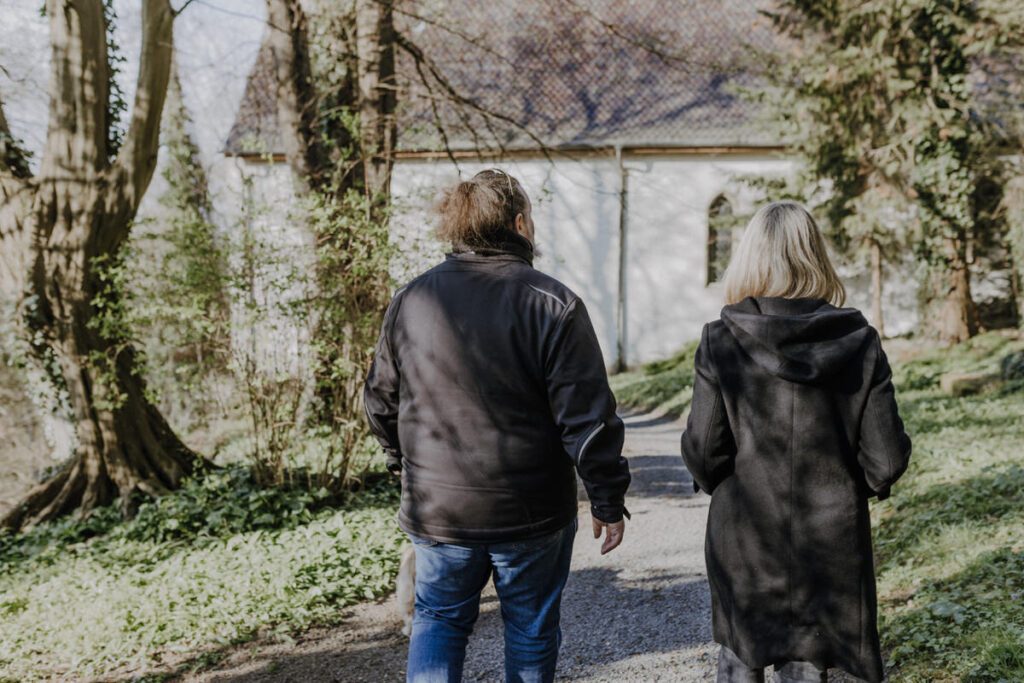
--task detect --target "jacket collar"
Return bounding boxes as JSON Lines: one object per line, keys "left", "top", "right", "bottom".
{"left": 447, "top": 232, "right": 535, "bottom": 266}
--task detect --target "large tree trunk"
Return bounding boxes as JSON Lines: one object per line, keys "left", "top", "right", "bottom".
{"left": 869, "top": 238, "right": 885, "bottom": 337}
{"left": 0, "top": 0, "right": 202, "bottom": 530}
{"left": 922, "top": 235, "right": 978, "bottom": 344}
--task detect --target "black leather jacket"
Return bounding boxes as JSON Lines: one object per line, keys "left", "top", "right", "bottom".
{"left": 364, "top": 236, "right": 630, "bottom": 543}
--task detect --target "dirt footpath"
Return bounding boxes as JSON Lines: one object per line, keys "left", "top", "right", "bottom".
{"left": 182, "top": 413, "right": 717, "bottom": 682}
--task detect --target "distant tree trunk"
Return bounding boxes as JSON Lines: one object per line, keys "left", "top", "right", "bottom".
{"left": 266, "top": 0, "right": 395, "bottom": 201}
{"left": 0, "top": 0, "right": 202, "bottom": 530}
{"left": 1005, "top": 176, "right": 1024, "bottom": 326}
{"left": 265, "top": 0, "right": 396, "bottom": 431}
{"left": 266, "top": 0, "right": 323, "bottom": 190}
{"left": 869, "top": 238, "right": 885, "bottom": 337}
{"left": 923, "top": 235, "right": 978, "bottom": 344}
{"left": 355, "top": 0, "right": 397, "bottom": 203}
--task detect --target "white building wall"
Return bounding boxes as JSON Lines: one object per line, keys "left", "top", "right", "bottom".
{"left": 227, "top": 151, "right": 924, "bottom": 373}
{"left": 391, "top": 153, "right": 799, "bottom": 367}
{"left": 621, "top": 155, "right": 796, "bottom": 364}
{"left": 391, "top": 157, "right": 623, "bottom": 367}
{"left": 213, "top": 157, "right": 316, "bottom": 380}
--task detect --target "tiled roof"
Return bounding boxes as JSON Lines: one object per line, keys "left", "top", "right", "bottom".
{"left": 224, "top": 1, "right": 1021, "bottom": 156}
{"left": 225, "top": 0, "right": 784, "bottom": 155}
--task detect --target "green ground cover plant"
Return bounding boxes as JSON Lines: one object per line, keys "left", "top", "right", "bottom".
{"left": 0, "top": 468, "right": 403, "bottom": 681}
{"left": 874, "top": 333, "right": 1024, "bottom": 682}
{"left": 2, "top": 332, "right": 1021, "bottom": 681}
{"left": 609, "top": 339, "right": 699, "bottom": 416}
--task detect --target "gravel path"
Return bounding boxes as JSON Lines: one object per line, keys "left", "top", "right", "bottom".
{"left": 183, "top": 413, "right": 717, "bottom": 682}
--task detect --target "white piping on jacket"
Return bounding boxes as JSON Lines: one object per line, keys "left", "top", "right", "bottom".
{"left": 527, "top": 283, "right": 567, "bottom": 308}
{"left": 577, "top": 422, "right": 605, "bottom": 465}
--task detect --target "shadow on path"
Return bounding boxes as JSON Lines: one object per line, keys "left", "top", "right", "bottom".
{"left": 177, "top": 415, "right": 714, "bottom": 683}
{"left": 196, "top": 567, "right": 711, "bottom": 683}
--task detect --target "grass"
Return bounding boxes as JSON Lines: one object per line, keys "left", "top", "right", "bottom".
{"left": 613, "top": 330, "right": 1024, "bottom": 682}
{"left": 609, "top": 339, "right": 699, "bottom": 416}
{"left": 873, "top": 332, "right": 1024, "bottom": 682}
{"left": 0, "top": 466, "right": 404, "bottom": 681}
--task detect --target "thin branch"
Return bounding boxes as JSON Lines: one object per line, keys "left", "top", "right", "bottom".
{"left": 562, "top": 0, "right": 721, "bottom": 72}
{"left": 390, "top": 4, "right": 519, "bottom": 70}
{"left": 395, "top": 32, "right": 556, "bottom": 165}
{"left": 172, "top": 0, "right": 199, "bottom": 17}
{"left": 411, "top": 56, "right": 459, "bottom": 171}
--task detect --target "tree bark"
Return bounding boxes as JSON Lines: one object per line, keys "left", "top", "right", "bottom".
{"left": 0, "top": 0, "right": 202, "bottom": 531}
{"left": 923, "top": 235, "right": 978, "bottom": 345}
{"left": 1005, "top": 176, "right": 1024, "bottom": 327}
{"left": 869, "top": 238, "right": 885, "bottom": 337}
{"left": 355, "top": 0, "right": 397, "bottom": 202}
{"left": 265, "top": 0, "right": 395, "bottom": 432}
{"left": 265, "top": 0, "right": 323, "bottom": 190}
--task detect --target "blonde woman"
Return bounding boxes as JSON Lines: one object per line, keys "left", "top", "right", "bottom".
{"left": 681, "top": 201, "right": 911, "bottom": 683}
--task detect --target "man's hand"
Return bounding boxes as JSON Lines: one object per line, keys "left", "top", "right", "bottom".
{"left": 592, "top": 516, "right": 625, "bottom": 555}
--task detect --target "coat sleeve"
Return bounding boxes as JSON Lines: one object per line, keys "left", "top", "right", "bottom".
{"left": 545, "top": 298, "right": 631, "bottom": 523}
{"left": 856, "top": 336, "right": 912, "bottom": 500}
{"left": 681, "top": 325, "right": 737, "bottom": 495}
{"left": 363, "top": 295, "right": 403, "bottom": 473}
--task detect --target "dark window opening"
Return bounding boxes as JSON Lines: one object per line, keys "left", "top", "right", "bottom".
{"left": 707, "top": 195, "right": 734, "bottom": 285}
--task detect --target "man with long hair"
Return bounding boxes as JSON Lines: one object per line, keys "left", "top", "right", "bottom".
{"left": 365, "top": 169, "right": 631, "bottom": 682}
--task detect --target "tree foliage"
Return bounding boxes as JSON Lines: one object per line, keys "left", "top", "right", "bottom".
{"left": 119, "top": 62, "right": 232, "bottom": 423}
{"left": 758, "top": 0, "right": 1024, "bottom": 341}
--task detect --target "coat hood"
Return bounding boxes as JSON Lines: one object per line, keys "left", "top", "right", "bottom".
{"left": 720, "top": 297, "right": 873, "bottom": 383}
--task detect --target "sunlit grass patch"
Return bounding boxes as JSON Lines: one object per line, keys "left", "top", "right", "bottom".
{"left": 0, "top": 468, "right": 403, "bottom": 681}
{"left": 874, "top": 332, "right": 1024, "bottom": 681}
{"left": 610, "top": 340, "right": 698, "bottom": 416}
{"left": 882, "top": 548, "right": 1024, "bottom": 682}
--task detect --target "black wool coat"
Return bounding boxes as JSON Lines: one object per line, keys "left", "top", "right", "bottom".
{"left": 681, "top": 297, "right": 911, "bottom": 683}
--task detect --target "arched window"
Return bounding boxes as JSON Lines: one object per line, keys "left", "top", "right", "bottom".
{"left": 707, "top": 195, "right": 733, "bottom": 285}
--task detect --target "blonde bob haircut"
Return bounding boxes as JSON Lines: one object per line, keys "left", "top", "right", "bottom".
{"left": 723, "top": 201, "right": 846, "bottom": 306}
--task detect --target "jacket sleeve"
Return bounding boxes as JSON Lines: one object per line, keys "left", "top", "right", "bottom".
{"left": 857, "top": 335, "right": 912, "bottom": 500}
{"left": 681, "top": 325, "right": 737, "bottom": 495}
{"left": 545, "top": 298, "right": 631, "bottom": 523}
{"left": 363, "top": 296, "right": 403, "bottom": 473}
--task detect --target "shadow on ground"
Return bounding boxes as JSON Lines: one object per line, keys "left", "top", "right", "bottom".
{"left": 187, "top": 567, "right": 711, "bottom": 683}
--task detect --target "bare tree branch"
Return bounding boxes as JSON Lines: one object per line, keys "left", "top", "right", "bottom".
{"left": 395, "top": 32, "right": 556, "bottom": 165}
{"left": 562, "top": 0, "right": 732, "bottom": 72}
{"left": 106, "top": 0, "right": 174, "bottom": 222}
{"left": 410, "top": 56, "right": 459, "bottom": 171}
{"left": 391, "top": 4, "right": 519, "bottom": 70}
{"left": 172, "top": 0, "right": 199, "bottom": 17}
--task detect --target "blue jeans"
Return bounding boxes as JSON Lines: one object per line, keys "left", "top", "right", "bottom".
{"left": 406, "top": 519, "right": 577, "bottom": 683}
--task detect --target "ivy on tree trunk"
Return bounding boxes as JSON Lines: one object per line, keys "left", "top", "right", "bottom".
{"left": 0, "top": 0, "right": 204, "bottom": 530}
{"left": 264, "top": 0, "right": 396, "bottom": 442}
